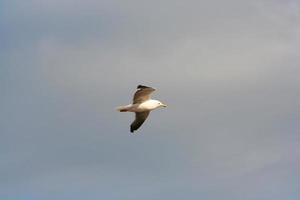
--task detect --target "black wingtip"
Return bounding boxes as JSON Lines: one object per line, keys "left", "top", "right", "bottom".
{"left": 137, "top": 85, "right": 150, "bottom": 89}
{"left": 130, "top": 125, "right": 134, "bottom": 133}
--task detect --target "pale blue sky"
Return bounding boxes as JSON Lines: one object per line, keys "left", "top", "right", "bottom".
{"left": 1, "top": 0, "right": 300, "bottom": 199}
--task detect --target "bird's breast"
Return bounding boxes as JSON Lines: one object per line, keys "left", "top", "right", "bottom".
{"left": 137, "top": 100, "right": 157, "bottom": 111}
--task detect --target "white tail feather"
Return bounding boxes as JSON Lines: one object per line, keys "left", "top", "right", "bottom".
{"left": 116, "top": 106, "right": 128, "bottom": 112}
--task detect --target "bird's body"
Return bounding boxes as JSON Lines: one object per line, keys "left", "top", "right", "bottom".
{"left": 117, "top": 99, "right": 165, "bottom": 112}
{"left": 117, "top": 85, "right": 167, "bottom": 133}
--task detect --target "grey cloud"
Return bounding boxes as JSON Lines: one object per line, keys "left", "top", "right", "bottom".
{"left": 1, "top": 0, "right": 300, "bottom": 200}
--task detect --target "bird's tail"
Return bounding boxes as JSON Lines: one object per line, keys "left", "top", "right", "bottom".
{"left": 116, "top": 106, "right": 129, "bottom": 112}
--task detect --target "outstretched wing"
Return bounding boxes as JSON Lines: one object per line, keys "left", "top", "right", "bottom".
{"left": 130, "top": 111, "right": 150, "bottom": 133}
{"left": 133, "top": 85, "right": 155, "bottom": 104}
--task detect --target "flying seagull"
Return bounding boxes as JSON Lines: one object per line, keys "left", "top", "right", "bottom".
{"left": 117, "top": 85, "right": 167, "bottom": 133}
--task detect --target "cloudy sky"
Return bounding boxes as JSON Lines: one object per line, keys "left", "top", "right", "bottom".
{"left": 1, "top": 0, "right": 300, "bottom": 199}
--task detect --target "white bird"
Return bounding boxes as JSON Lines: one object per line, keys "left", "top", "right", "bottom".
{"left": 117, "top": 85, "right": 167, "bottom": 133}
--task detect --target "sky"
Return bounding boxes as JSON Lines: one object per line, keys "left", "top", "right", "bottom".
{"left": 1, "top": 0, "right": 300, "bottom": 199}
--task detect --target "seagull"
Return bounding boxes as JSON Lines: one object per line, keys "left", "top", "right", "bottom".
{"left": 117, "top": 85, "right": 167, "bottom": 133}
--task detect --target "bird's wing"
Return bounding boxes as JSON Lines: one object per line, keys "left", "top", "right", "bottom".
{"left": 133, "top": 85, "right": 155, "bottom": 104}
{"left": 130, "top": 111, "right": 150, "bottom": 133}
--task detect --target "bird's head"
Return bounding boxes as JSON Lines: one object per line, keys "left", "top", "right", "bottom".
{"left": 157, "top": 101, "right": 167, "bottom": 108}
